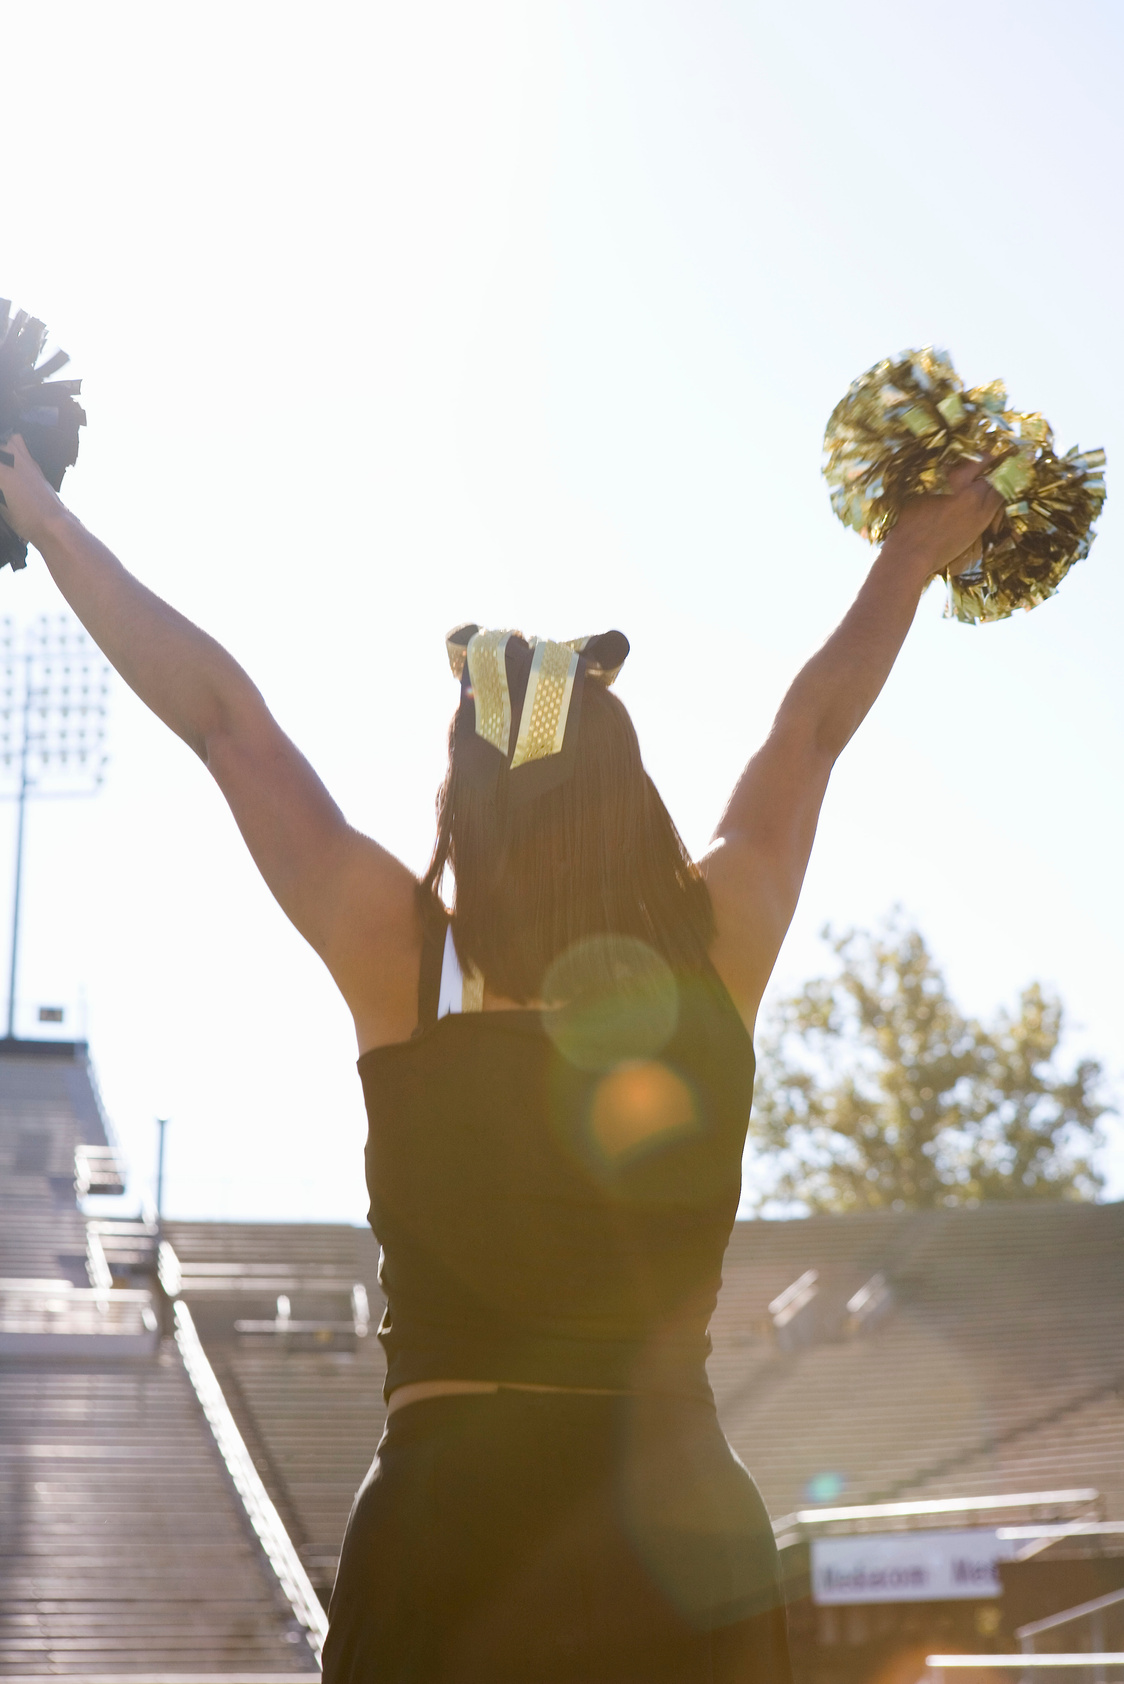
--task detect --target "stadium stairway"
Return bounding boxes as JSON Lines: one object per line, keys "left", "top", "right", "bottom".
{"left": 0, "top": 1346, "right": 321, "bottom": 1676}
{"left": 0, "top": 1042, "right": 323, "bottom": 1676}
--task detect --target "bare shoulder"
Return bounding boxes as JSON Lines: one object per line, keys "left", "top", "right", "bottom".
{"left": 203, "top": 703, "right": 426, "bottom": 1052}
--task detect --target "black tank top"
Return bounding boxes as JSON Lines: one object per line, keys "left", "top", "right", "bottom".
{"left": 357, "top": 915, "right": 755, "bottom": 1402}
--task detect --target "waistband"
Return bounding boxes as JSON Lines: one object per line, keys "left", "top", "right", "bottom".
{"left": 380, "top": 1324, "right": 714, "bottom": 1406}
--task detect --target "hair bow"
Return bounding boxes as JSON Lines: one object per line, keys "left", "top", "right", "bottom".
{"left": 445, "top": 626, "right": 629, "bottom": 802}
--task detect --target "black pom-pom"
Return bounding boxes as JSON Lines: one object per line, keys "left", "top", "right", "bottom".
{"left": 0, "top": 301, "right": 86, "bottom": 573}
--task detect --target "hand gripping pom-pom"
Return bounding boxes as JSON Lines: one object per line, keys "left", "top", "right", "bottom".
{"left": 0, "top": 301, "right": 86, "bottom": 573}
{"left": 822, "top": 348, "right": 1107, "bottom": 624}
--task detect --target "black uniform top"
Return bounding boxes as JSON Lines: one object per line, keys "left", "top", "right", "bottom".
{"left": 357, "top": 921, "right": 755, "bottom": 1404}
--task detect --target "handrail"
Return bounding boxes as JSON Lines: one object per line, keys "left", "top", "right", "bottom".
{"left": 0, "top": 1279, "right": 158, "bottom": 1340}
{"left": 158, "top": 1240, "right": 183, "bottom": 1297}
{"left": 927, "top": 1655, "right": 1124, "bottom": 1670}
{"left": 234, "top": 1283, "right": 371, "bottom": 1339}
{"left": 774, "top": 1489, "right": 1100, "bottom": 1534}
{"left": 176, "top": 1261, "right": 360, "bottom": 1275}
{"left": 1018, "top": 1589, "right": 1124, "bottom": 1645}
{"left": 234, "top": 1317, "right": 361, "bottom": 1334}
{"left": 0, "top": 1281, "right": 155, "bottom": 1319}
{"left": 177, "top": 1273, "right": 368, "bottom": 1293}
{"left": 930, "top": 1657, "right": 1124, "bottom": 1670}
{"left": 86, "top": 1217, "right": 157, "bottom": 1235}
{"left": 0, "top": 1286, "right": 153, "bottom": 1303}
{"left": 0, "top": 1279, "right": 152, "bottom": 1301}
{"left": 86, "top": 1226, "right": 113, "bottom": 1298}
{"left": 997, "top": 1522, "right": 1124, "bottom": 1563}
{"left": 847, "top": 1271, "right": 892, "bottom": 1328}
{"left": 1000, "top": 1526, "right": 1124, "bottom": 1539}
{"left": 769, "top": 1269, "right": 818, "bottom": 1327}
{"left": 174, "top": 1299, "right": 329, "bottom": 1660}
{"left": 73, "top": 1140, "right": 126, "bottom": 1195}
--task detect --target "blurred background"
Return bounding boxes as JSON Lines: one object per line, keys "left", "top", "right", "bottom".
{"left": 2, "top": 0, "right": 1121, "bottom": 1220}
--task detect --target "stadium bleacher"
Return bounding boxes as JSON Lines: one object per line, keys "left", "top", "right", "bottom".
{"left": 711, "top": 1204, "right": 1124, "bottom": 1522}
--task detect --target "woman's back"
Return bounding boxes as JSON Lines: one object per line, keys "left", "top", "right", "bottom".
{"left": 361, "top": 924, "right": 756, "bottom": 1402}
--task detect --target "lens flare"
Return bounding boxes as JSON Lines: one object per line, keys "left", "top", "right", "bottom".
{"left": 589, "top": 1059, "right": 700, "bottom": 1165}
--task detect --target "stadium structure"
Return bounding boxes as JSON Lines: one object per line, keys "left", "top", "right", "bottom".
{"left": 1, "top": 1034, "right": 1123, "bottom": 1683}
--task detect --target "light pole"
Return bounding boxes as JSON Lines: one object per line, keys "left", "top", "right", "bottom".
{"left": 155, "top": 1117, "right": 169, "bottom": 1228}
{"left": 0, "top": 614, "right": 110, "bottom": 1039}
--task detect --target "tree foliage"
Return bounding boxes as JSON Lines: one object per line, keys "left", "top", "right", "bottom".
{"left": 749, "top": 916, "right": 1111, "bottom": 1212}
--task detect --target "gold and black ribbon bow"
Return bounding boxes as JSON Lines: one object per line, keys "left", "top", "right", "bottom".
{"left": 446, "top": 626, "right": 629, "bottom": 801}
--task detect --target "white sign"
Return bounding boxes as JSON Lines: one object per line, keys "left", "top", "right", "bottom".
{"left": 811, "top": 1530, "right": 1020, "bottom": 1605}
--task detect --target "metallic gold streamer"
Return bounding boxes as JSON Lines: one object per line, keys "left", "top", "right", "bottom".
{"left": 822, "top": 348, "right": 1108, "bottom": 624}
{"left": 510, "top": 639, "right": 580, "bottom": 770}
{"left": 465, "top": 631, "right": 513, "bottom": 756}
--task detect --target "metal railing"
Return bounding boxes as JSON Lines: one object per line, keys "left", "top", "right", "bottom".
{"left": 0, "top": 1676, "right": 321, "bottom": 1683}
{"left": 73, "top": 1139, "right": 126, "bottom": 1195}
{"left": 847, "top": 1271, "right": 893, "bottom": 1332}
{"left": 233, "top": 1283, "right": 371, "bottom": 1339}
{"left": 1017, "top": 1588, "right": 1124, "bottom": 1684}
{"left": 927, "top": 1657, "right": 1124, "bottom": 1681}
{"left": 174, "top": 1260, "right": 367, "bottom": 1293}
{"left": 774, "top": 1488, "right": 1101, "bottom": 1545}
{"left": 86, "top": 1226, "right": 113, "bottom": 1295}
{"left": 999, "top": 1524, "right": 1124, "bottom": 1562}
{"left": 0, "top": 1277, "right": 156, "bottom": 1336}
{"left": 173, "top": 1298, "right": 329, "bottom": 1661}
{"left": 88, "top": 1216, "right": 158, "bottom": 1270}
{"left": 770, "top": 1269, "right": 818, "bottom": 1329}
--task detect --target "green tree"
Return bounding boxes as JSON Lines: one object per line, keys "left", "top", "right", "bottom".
{"left": 749, "top": 915, "right": 1111, "bottom": 1212}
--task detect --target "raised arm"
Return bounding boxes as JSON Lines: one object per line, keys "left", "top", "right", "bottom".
{"left": 0, "top": 435, "right": 420, "bottom": 1048}
{"left": 703, "top": 460, "right": 1002, "bottom": 1029}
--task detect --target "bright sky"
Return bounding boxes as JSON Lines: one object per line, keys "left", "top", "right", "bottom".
{"left": 4, "top": 0, "right": 1122, "bottom": 1221}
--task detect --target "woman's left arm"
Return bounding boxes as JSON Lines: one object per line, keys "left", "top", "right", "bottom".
{"left": 703, "top": 460, "right": 1002, "bottom": 1030}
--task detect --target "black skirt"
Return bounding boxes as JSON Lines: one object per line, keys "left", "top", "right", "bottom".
{"left": 322, "top": 1390, "right": 793, "bottom": 1684}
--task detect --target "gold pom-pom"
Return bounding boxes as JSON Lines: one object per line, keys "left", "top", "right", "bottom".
{"left": 822, "top": 348, "right": 1107, "bottom": 624}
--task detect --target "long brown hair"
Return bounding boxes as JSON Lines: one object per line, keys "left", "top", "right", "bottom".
{"left": 421, "top": 680, "right": 715, "bottom": 1002}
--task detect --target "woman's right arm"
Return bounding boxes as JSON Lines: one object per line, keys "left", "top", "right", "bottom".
{"left": 0, "top": 434, "right": 421, "bottom": 1048}
{"left": 702, "top": 461, "right": 1002, "bottom": 1032}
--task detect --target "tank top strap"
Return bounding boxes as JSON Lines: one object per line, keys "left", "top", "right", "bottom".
{"left": 414, "top": 900, "right": 448, "bottom": 1036}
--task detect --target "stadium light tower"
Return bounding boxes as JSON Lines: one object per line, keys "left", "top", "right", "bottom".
{"left": 0, "top": 614, "right": 110, "bottom": 1039}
